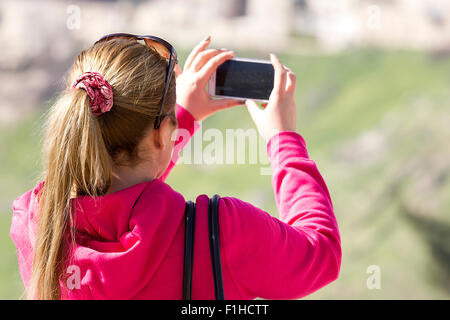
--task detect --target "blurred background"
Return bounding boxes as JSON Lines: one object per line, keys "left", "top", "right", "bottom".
{"left": 0, "top": 0, "right": 449, "bottom": 299}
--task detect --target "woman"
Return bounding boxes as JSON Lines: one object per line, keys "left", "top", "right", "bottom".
{"left": 10, "top": 34, "right": 341, "bottom": 300}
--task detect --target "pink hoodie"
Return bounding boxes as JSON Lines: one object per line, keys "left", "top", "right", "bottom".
{"left": 10, "top": 105, "right": 341, "bottom": 299}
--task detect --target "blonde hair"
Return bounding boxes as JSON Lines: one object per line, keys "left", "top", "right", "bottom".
{"left": 30, "top": 39, "right": 176, "bottom": 299}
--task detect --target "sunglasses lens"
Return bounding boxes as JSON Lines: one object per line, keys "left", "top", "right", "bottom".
{"left": 98, "top": 35, "right": 174, "bottom": 62}
{"left": 144, "top": 38, "right": 171, "bottom": 59}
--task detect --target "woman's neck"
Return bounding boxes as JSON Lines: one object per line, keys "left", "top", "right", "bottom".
{"left": 107, "top": 162, "right": 159, "bottom": 194}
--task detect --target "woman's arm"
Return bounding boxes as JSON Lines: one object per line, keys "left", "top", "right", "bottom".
{"left": 220, "top": 132, "right": 341, "bottom": 299}
{"left": 159, "top": 37, "right": 243, "bottom": 181}
{"left": 218, "top": 54, "right": 340, "bottom": 299}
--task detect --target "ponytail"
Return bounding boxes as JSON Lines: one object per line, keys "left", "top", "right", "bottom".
{"left": 30, "top": 89, "right": 112, "bottom": 299}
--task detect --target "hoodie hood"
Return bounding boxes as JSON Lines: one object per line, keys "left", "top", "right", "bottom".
{"left": 10, "top": 178, "right": 186, "bottom": 299}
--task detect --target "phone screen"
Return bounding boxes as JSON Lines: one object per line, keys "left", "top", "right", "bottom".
{"left": 215, "top": 59, "right": 274, "bottom": 101}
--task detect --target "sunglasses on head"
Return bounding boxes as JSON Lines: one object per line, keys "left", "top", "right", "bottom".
{"left": 95, "top": 33, "right": 178, "bottom": 129}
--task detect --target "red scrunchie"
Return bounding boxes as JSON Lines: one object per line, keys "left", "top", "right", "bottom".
{"left": 71, "top": 71, "right": 113, "bottom": 116}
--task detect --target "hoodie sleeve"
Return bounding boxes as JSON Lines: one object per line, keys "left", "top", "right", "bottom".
{"left": 10, "top": 186, "right": 40, "bottom": 291}
{"left": 219, "top": 131, "right": 341, "bottom": 299}
{"left": 159, "top": 104, "right": 200, "bottom": 181}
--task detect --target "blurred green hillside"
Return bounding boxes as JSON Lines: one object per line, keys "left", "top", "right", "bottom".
{"left": 1, "top": 48, "right": 449, "bottom": 299}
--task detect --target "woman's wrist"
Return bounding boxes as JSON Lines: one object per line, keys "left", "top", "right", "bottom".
{"left": 175, "top": 103, "right": 200, "bottom": 136}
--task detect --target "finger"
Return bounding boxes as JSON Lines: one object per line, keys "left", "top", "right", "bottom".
{"left": 245, "top": 99, "right": 262, "bottom": 123}
{"left": 184, "top": 36, "right": 211, "bottom": 72}
{"left": 210, "top": 98, "right": 245, "bottom": 111}
{"left": 282, "top": 65, "right": 296, "bottom": 93}
{"left": 197, "top": 51, "right": 235, "bottom": 84}
{"left": 190, "top": 48, "right": 223, "bottom": 72}
{"left": 270, "top": 53, "right": 287, "bottom": 96}
{"left": 174, "top": 63, "right": 182, "bottom": 79}
{"left": 285, "top": 68, "right": 297, "bottom": 94}
{"left": 283, "top": 65, "right": 292, "bottom": 75}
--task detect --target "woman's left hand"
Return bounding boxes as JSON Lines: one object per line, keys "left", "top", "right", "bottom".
{"left": 175, "top": 36, "right": 244, "bottom": 121}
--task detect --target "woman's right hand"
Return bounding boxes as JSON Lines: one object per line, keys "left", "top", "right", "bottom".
{"left": 245, "top": 54, "right": 298, "bottom": 141}
{"left": 175, "top": 36, "right": 243, "bottom": 122}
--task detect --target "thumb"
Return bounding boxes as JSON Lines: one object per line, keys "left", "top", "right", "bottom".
{"left": 245, "top": 99, "right": 263, "bottom": 123}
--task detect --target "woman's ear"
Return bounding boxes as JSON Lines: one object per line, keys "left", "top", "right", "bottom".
{"left": 152, "top": 117, "right": 176, "bottom": 150}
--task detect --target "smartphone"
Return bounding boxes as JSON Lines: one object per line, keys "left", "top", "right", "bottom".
{"left": 208, "top": 57, "right": 274, "bottom": 102}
